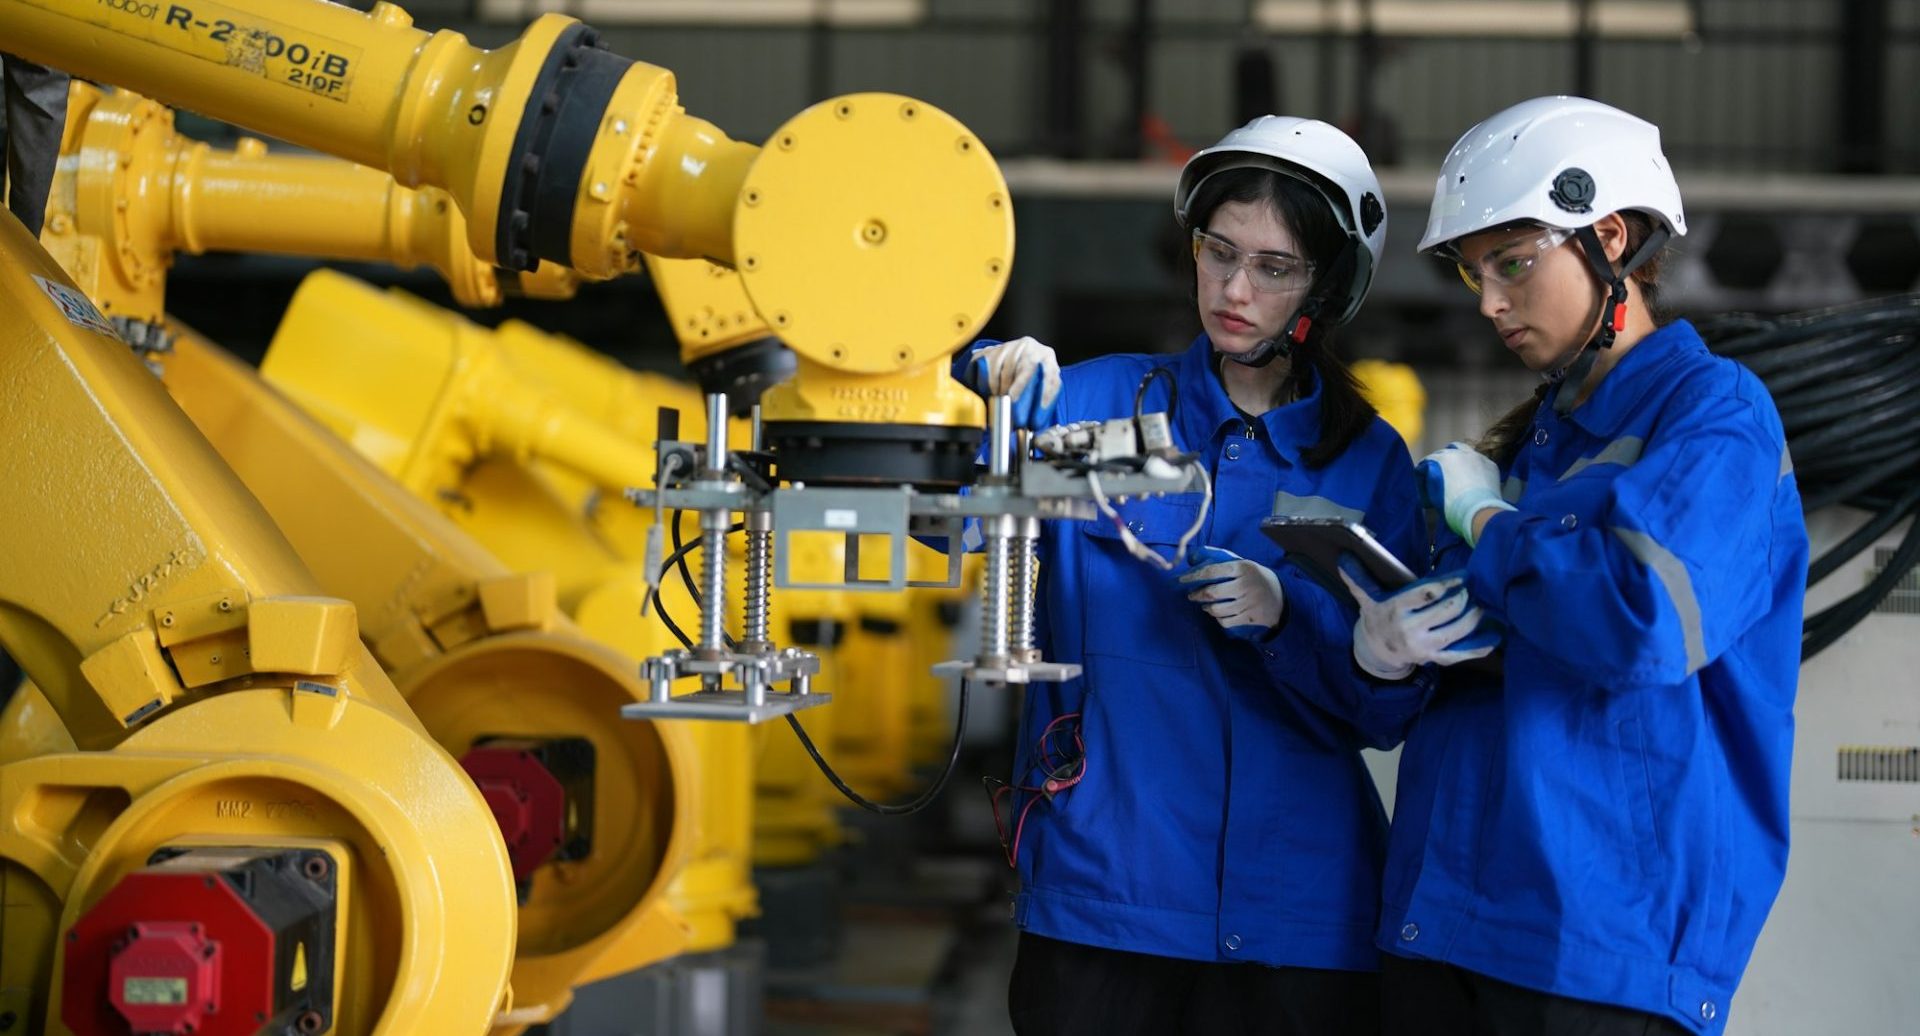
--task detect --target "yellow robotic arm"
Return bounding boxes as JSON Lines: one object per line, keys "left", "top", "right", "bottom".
{"left": 1, "top": 0, "right": 1014, "bottom": 476}
{"left": 156, "top": 324, "right": 696, "bottom": 1030}
{"left": 0, "top": 0, "right": 744, "bottom": 276}
{"left": 42, "top": 81, "right": 577, "bottom": 320}
{"left": 0, "top": 208, "right": 517, "bottom": 1033}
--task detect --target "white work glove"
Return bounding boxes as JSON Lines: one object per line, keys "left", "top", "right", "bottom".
{"left": 1178, "top": 546, "right": 1285, "bottom": 640}
{"left": 953, "top": 336, "right": 1062, "bottom": 429}
{"left": 1419, "top": 442, "right": 1516, "bottom": 547}
{"left": 1337, "top": 555, "right": 1500, "bottom": 679}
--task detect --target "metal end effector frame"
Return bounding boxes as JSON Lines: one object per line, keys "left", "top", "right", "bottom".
{"left": 624, "top": 392, "right": 1205, "bottom": 722}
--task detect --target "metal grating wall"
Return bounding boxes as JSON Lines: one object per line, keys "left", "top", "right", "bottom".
{"left": 1870, "top": 545, "right": 1920, "bottom": 615}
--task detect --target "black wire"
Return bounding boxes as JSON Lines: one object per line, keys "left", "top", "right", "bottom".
{"left": 783, "top": 676, "right": 972, "bottom": 816}
{"left": 651, "top": 517, "right": 969, "bottom": 816}
{"left": 648, "top": 524, "right": 743, "bottom": 651}
{"left": 1133, "top": 365, "right": 1179, "bottom": 444}
{"left": 1702, "top": 293, "right": 1920, "bottom": 658}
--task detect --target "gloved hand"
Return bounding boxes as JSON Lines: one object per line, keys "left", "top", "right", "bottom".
{"left": 952, "top": 336, "right": 1062, "bottom": 429}
{"left": 1178, "top": 546, "right": 1285, "bottom": 640}
{"left": 1337, "top": 554, "right": 1500, "bottom": 679}
{"left": 1419, "top": 442, "right": 1516, "bottom": 547}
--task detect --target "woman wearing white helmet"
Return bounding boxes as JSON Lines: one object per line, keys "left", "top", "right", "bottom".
{"left": 1345, "top": 96, "right": 1809, "bottom": 1035}
{"left": 949, "top": 117, "right": 1421, "bottom": 1035}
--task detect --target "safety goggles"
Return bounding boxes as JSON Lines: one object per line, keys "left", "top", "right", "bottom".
{"left": 1453, "top": 227, "right": 1573, "bottom": 295}
{"left": 1191, "top": 228, "right": 1316, "bottom": 294}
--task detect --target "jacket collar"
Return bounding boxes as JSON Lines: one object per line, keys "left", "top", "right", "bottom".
{"left": 1172, "top": 334, "right": 1324, "bottom": 465}
{"left": 1551, "top": 319, "right": 1702, "bottom": 437}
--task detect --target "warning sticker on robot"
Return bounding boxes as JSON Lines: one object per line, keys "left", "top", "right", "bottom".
{"left": 33, "top": 275, "right": 122, "bottom": 342}
{"left": 21, "top": 0, "right": 360, "bottom": 102}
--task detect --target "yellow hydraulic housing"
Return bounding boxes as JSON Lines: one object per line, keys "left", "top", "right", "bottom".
{"left": 0, "top": 211, "right": 516, "bottom": 1033}
{"left": 0, "top": 0, "right": 1015, "bottom": 477}
{"left": 41, "top": 82, "right": 576, "bottom": 323}
{"left": 1352, "top": 359, "right": 1427, "bottom": 448}
{"left": 153, "top": 324, "right": 696, "bottom": 1030}
{"left": 254, "top": 269, "right": 767, "bottom": 949}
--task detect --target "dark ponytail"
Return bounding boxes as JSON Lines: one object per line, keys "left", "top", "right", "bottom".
{"left": 1181, "top": 167, "right": 1377, "bottom": 468}
{"left": 1475, "top": 210, "right": 1669, "bottom": 465}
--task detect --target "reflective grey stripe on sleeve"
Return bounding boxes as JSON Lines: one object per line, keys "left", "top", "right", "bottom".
{"left": 1779, "top": 445, "right": 1794, "bottom": 480}
{"left": 1610, "top": 526, "right": 1707, "bottom": 675}
{"left": 1559, "top": 436, "right": 1645, "bottom": 481}
{"left": 1271, "top": 491, "right": 1365, "bottom": 524}
{"left": 1501, "top": 476, "right": 1526, "bottom": 503}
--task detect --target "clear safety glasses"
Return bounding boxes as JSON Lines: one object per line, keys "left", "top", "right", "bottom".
{"left": 1454, "top": 227, "right": 1573, "bottom": 295}
{"left": 1191, "top": 229, "right": 1316, "bottom": 294}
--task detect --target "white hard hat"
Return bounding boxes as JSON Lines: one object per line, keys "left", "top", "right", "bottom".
{"left": 1419, "top": 96, "right": 1687, "bottom": 255}
{"left": 1175, "top": 116, "right": 1387, "bottom": 327}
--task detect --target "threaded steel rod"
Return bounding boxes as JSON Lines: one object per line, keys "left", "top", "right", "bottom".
{"left": 743, "top": 512, "right": 773, "bottom": 650}
{"left": 699, "top": 510, "right": 729, "bottom": 654}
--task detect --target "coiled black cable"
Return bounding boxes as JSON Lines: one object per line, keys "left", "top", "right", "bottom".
{"left": 1698, "top": 293, "right": 1920, "bottom": 659}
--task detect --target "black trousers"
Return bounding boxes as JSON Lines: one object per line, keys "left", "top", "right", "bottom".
{"left": 1381, "top": 955, "right": 1691, "bottom": 1036}
{"left": 1008, "top": 931, "right": 1381, "bottom": 1036}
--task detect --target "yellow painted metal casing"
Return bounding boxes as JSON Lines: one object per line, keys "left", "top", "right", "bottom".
{"left": 261, "top": 270, "right": 655, "bottom": 498}
{"left": 642, "top": 254, "right": 774, "bottom": 364}
{"left": 0, "top": 1, "right": 761, "bottom": 277}
{"left": 1352, "top": 358, "right": 1426, "bottom": 448}
{"left": 740, "top": 93, "right": 1008, "bottom": 428}
{"left": 259, "top": 273, "right": 762, "bottom": 952}
{"left": 0, "top": 210, "right": 516, "bottom": 1032}
{"left": 158, "top": 326, "right": 696, "bottom": 1028}
{"left": 41, "top": 82, "right": 577, "bottom": 320}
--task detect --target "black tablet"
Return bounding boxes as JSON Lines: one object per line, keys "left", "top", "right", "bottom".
{"left": 1259, "top": 516, "right": 1415, "bottom": 592}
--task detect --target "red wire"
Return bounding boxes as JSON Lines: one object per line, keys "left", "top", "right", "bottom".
{"left": 990, "top": 713, "right": 1086, "bottom": 868}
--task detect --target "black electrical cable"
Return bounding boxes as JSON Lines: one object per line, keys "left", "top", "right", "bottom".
{"left": 1700, "top": 292, "right": 1920, "bottom": 659}
{"left": 1134, "top": 365, "right": 1179, "bottom": 425}
{"left": 783, "top": 678, "right": 972, "bottom": 816}
{"left": 652, "top": 519, "right": 969, "bottom": 816}
{"left": 648, "top": 523, "right": 744, "bottom": 650}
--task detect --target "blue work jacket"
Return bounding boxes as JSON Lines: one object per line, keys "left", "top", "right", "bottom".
{"left": 1382, "top": 320, "right": 1809, "bottom": 1033}
{"left": 1006, "top": 333, "right": 1423, "bottom": 970}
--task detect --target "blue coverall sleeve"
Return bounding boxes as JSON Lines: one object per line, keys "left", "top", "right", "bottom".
{"left": 1257, "top": 428, "right": 1432, "bottom": 748}
{"left": 1467, "top": 390, "right": 1784, "bottom": 685}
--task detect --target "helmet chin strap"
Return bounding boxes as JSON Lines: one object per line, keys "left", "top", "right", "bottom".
{"left": 1546, "top": 222, "right": 1671, "bottom": 414}
{"left": 1220, "top": 238, "right": 1357, "bottom": 369}
{"left": 1221, "top": 308, "right": 1310, "bottom": 368}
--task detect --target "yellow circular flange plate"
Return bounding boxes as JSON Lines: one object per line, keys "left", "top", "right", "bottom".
{"left": 733, "top": 93, "right": 1015, "bottom": 374}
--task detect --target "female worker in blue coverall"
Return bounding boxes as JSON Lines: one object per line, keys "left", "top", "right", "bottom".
{"left": 1342, "top": 97, "right": 1810, "bottom": 1036}
{"left": 952, "top": 118, "right": 1419, "bottom": 1035}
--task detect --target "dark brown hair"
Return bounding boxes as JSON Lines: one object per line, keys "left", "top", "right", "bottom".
{"left": 1182, "top": 166, "right": 1376, "bottom": 468}
{"left": 1475, "top": 211, "right": 1668, "bottom": 466}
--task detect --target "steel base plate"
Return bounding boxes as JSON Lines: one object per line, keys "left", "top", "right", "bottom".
{"left": 932, "top": 659, "right": 1082, "bottom": 685}
{"left": 623, "top": 689, "right": 833, "bottom": 724}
